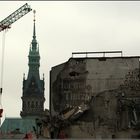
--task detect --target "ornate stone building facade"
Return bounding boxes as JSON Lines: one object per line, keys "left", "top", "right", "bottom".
{"left": 20, "top": 14, "right": 45, "bottom": 118}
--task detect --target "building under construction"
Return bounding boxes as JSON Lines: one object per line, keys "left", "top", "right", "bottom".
{"left": 49, "top": 51, "right": 140, "bottom": 138}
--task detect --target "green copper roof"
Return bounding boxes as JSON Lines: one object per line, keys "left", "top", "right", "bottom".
{"left": 31, "top": 20, "right": 37, "bottom": 51}
{"left": 0, "top": 118, "right": 37, "bottom": 134}
{"left": 24, "top": 13, "right": 43, "bottom": 93}
{"left": 28, "top": 15, "right": 40, "bottom": 76}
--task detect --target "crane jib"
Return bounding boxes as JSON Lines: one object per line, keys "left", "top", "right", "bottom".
{"left": 0, "top": 3, "right": 32, "bottom": 32}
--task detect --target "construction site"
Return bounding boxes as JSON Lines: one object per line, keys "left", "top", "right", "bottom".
{"left": 0, "top": 2, "right": 140, "bottom": 139}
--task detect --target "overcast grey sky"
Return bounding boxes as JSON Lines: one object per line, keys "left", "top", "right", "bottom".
{"left": 0, "top": 1, "right": 140, "bottom": 118}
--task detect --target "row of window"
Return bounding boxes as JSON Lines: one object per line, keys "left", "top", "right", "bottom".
{"left": 65, "top": 93, "right": 90, "bottom": 101}
{"left": 23, "top": 101, "right": 43, "bottom": 108}
{"left": 62, "top": 81, "right": 86, "bottom": 90}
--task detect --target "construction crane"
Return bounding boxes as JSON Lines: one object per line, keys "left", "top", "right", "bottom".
{"left": 0, "top": 3, "right": 32, "bottom": 122}
{"left": 0, "top": 3, "right": 32, "bottom": 32}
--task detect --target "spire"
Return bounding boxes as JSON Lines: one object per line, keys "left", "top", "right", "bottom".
{"left": 28, "top": 9, "right": 40, "bottom": 74}
{"left": 23, "top": 73, "right": 25, "bottom": 80}
{"left": 33, "top": 10, "right": 36, "bottom": 39}
{"left": 32, "top": 10, "right": 37, "bottom": 50}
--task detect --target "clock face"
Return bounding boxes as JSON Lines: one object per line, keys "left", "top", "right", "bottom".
{"left": 32, "top": 82, "right": 35, "bottom": 85}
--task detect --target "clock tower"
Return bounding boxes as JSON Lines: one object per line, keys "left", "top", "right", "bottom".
{"left": 20, "top": 11, "right": 45, "bottom": 118}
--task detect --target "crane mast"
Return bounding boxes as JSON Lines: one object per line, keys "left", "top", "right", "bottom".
{"left": 0, "top": 3, "right": 32, "bottom": 121}
{"left": 0, "top": 3, "right": 32, "bottom": 32}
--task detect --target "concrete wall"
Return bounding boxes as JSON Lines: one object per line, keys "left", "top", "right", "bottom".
{"left": 86, "top": 57, "right": 140, "bottom": 94}
{"left": 50, "top": 63, "right": 66, "bottom": 116}
{"left": 50, "top": 56, "right": 140, "bottom": 138}
{"left": 50, "top": 57, "right": 140, "bottom": 116}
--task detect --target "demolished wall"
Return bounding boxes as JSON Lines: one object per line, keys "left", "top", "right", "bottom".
{"left": 50, "top": 56, "right": 140, "bottom": 138}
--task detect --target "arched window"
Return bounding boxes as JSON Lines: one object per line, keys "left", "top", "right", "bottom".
{"left": 23, "top": 101, "right": 25, "bottom": 107}
{"left": 40, "top": 102, "right": 43, "bottom": 108}
{"left": 28, "top": 101, "right": 30, "bottom": 107}
{"left": 36, "top": 101, "right": 38, "bottom": 107}
{"left": 31, "top": 101, "right": 34, "bottom": 108}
